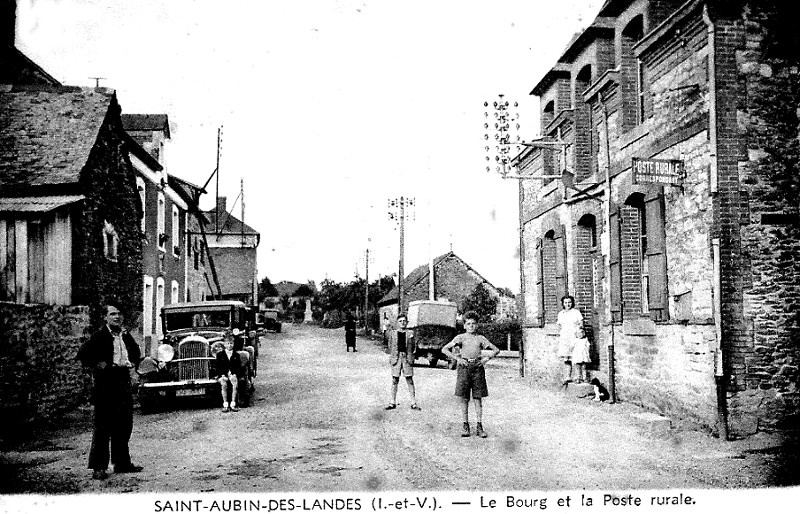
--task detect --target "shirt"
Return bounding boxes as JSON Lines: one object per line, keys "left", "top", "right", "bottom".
{"left": 110, "top": 327, "right": 132, "bottom": 368}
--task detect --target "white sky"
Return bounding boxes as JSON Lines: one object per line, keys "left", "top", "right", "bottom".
{"left": 15, "top": 0, "right": 606, "bottom": 292}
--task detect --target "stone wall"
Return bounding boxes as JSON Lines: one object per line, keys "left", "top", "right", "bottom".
{"left": 0, "top": 303, "right": 90, "bottom": 438}
{"left": 723, "top": 1, "right": 800, "bottom": 435}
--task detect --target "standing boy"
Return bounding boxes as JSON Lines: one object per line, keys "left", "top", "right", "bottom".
{"left": 386, "top": 314, "right": 420, "bottom": 410}
{"left": 441, "top": 311, "right": 500, "bottom": 438}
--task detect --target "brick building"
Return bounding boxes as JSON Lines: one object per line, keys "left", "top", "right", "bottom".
{"left": 204, "top": 196, "right": 260, "bottom": 305}
{"left": 517, "top": 0, "right": 799, "bottom": 437}
{"left": 122, "top": 114, "right": 215, "bottom": 355}
{"left": 377, "top": 251, "right": 505, "bottom": 326}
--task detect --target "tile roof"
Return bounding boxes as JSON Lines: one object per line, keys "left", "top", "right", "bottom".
{"left": 0, "top": 86, "right": 115, "bottom": 192}
{"left": 378, "top": 251, "right": 497, "bottom": 305}
{"left": 121, "top": 114, "right": 170, "bottom": 138}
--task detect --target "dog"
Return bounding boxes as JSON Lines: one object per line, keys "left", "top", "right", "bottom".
{"left": 589, "top": 378, "right": 610, "bottom": 402}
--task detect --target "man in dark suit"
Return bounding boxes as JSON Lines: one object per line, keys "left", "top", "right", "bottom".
{"left": 215, "top": 337, "right": 243, "bottom": 412}
{"left": 76, "top": 304, "right": 143, "bottom": 480}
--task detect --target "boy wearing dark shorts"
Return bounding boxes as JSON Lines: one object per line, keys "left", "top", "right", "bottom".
{"left": 441, "top": 311, "right": 500, "bottom": 438}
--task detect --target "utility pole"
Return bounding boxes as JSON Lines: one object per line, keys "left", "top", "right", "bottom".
{"left": 215, "top": 127, "right": 222, "bottom": 234}
{"left": 388, "top": 197, "right": 415, "bottom": 315}
{"left": 364, "top": 247, "right": 370, "bottom": 335}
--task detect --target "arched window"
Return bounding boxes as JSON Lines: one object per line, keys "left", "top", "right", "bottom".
{"left": 610, "top": 191, "right": 668, "bottom": 321}
{"left": 536, "top": 227, "right": 568, "bottom": 324}
{"left": 621, "top": 16, "right": 645, "bottom": 130}
{"left": 575, "top": 65, "right": 595, "bottom": 181}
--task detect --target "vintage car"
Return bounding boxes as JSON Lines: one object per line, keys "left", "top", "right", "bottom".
{"left": 258, "top": 308, "right": 282, "bottom": 333}
{"left": 137, "top": 301, "right": 259, "bottom": 412}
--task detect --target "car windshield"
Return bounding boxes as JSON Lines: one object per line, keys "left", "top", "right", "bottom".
{"left": 164, "top": 310, "right": 231, "bottom": 331}
{"left": 263, "top": 311, "right": 278, "bottom": 320}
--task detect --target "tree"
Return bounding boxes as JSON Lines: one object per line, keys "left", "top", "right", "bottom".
{"left": 258, "top": 276, "right": 279, "bottom": 298}
{"left": 295, "top": 283, "right": 315, "bottom": 297}
{"left": 461, "top": 283, "right": 498, "bottom": 323}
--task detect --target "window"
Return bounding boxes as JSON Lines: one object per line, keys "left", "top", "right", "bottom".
{"left": 157, "top": 193, "right": 166, "bottom": 251}
{"left": 102, "top": 221, "right": 118, "bottom": 261}
{"left": 575, "top": 65, "right": 593, "bottom": 181}
{"left": 172, "top": 206, "right": 180, "bottom": 256}
{"left": 156, "top": 277, "right": 165, "bottom": 341}
{"left": 143, "top": 276, "right": 154, "bottom": 346}
{"left": 620, "top": 16, "right": 645, "bottom": 131}
{"left": 535, "top": 226, "right": 568, "bottom": 325}
{"left": 610, "top": 191, "right": 668, "bottom": 321}
{"left": 137, "top": 177, "right": 146, "bottom": 233}
{"left": 171, "top": 280, "right": 179, "bottom": 304}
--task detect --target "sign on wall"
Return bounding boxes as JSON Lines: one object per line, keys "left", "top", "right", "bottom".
{"left": 632, "top": 158, "right": 685, "bottom": 186}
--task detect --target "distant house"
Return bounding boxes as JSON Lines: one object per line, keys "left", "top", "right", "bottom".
{"left": 260, "top": 280, "right": 315, "bottom": 313}
{"left": 204, "top": 196, "right": 260, "bottom": 305}
{"left": 377, "top": 251, "right": 505, "bottom": 325}
{"left": 0, "top": 85, "right": 143, "bottom": 325}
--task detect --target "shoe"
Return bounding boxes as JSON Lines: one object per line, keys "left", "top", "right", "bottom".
{"left": 114, "top": 464, "right": 143, "bottom": 474}
{"left": 410, "top": 404, "right": 421, "bottom": 411}
{"left": 461, "top": 422, "right": 471, "bottom": 437}
{"left": 476, "top": 423, "right": 488, "bottom": 438}
{"left": 230, "top": 405, "right": 239, "bottom": 412}
{"left": 385, "top": 403, "right": 396, "bottom": 410}
{"left": 92, "top": 469, "right": 108, "bottom": 480}
{"left": 221, "top": 406, "right": 230, "bottom": 413}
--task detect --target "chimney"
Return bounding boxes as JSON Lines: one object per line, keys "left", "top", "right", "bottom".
{"left": 2, "top": 0, "right": 16, "bottom": 47}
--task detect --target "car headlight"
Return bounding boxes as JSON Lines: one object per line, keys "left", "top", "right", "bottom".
{"left": 157, "top": 344, "right": 175, "bottom": 362}
{"left": 232, "top": 328, "right": 241, "bottom": 336}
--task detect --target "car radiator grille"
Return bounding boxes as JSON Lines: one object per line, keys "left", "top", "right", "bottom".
{"left": 177, "top": 340, "right": 210, "bottom": 380}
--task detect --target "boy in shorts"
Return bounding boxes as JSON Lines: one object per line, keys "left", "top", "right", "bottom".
{"left": 386, "top": 314, "right": 420, "bottom": 410}
{"left": 441, "top": 311, "right": 500, "bottom": 438}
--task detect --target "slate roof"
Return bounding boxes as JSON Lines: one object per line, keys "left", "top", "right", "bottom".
{"left": 121, "top": 114, "right": 170, "bottom": 138}
{"left": 378, "top": 251, "right": 496, "bottom": 305}
{"left": 204, "top": 206, "right": 260, "bottom": 236}
{"left": 0, "top": 85, "right": 115, "bottom": 193}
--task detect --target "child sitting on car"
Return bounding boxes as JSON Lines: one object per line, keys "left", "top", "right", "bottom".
{"left": 215, "top": 337, "right": 244, "bottom": 412}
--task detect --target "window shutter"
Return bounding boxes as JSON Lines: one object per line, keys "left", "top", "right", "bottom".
{"left": 535, "top": 239, "right": 544, "bottom": 327}
{"left": 645, "top": 191, "right": 668, "bottom": 321}
{"left": 608, "top": 205, "right": 623, "bottom": 322}
{"left": 555, "top": 225, "right": 568, "bottom": 301}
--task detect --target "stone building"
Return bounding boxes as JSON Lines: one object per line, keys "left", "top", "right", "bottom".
{"left": 517, "top": 0, "right": 799, "bottom": 437}
{"left": 0, "top": 85, "right": 142, "bottom": 325}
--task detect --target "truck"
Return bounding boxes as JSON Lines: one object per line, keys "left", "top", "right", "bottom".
{"left": 407, "top": 300, "right": 458, "bottom": 368}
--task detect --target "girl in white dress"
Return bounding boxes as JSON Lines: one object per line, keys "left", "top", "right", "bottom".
{"left": 571, "top": 327, "right": 591, "bottom": 383}
{"left": 556, "top": 295, "right": 583, "bottom": 386}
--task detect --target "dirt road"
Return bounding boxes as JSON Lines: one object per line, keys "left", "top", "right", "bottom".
{"left": 2, "top": 324, "right": 797, "bottom": 494}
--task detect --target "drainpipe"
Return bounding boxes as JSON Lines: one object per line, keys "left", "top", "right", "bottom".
{"left": 704, "top": 6, "right": 729, "bottom": 440}
{"left": 601, "top": 94, "right": 617, "bottom": 403}
{"left": 518, "top": 178, "right": 526, "bottom": 378}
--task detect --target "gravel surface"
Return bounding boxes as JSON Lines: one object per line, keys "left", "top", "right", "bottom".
{"left": 2, "top": 324, "right": 798, "bottom": 495}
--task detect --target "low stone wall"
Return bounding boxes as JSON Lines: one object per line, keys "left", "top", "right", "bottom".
{"left": 523, "top": 321, "right": 718, "bottom": 430}
{"left": 0, "top": 302, "right": 90, "bottom": 438}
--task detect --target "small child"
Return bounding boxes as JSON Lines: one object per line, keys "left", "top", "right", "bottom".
{"left": 571, "top": 327, "right": 591, "bottom": 383}
{"left": 441, "top": 311, "right": 500, "bottom": 438}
